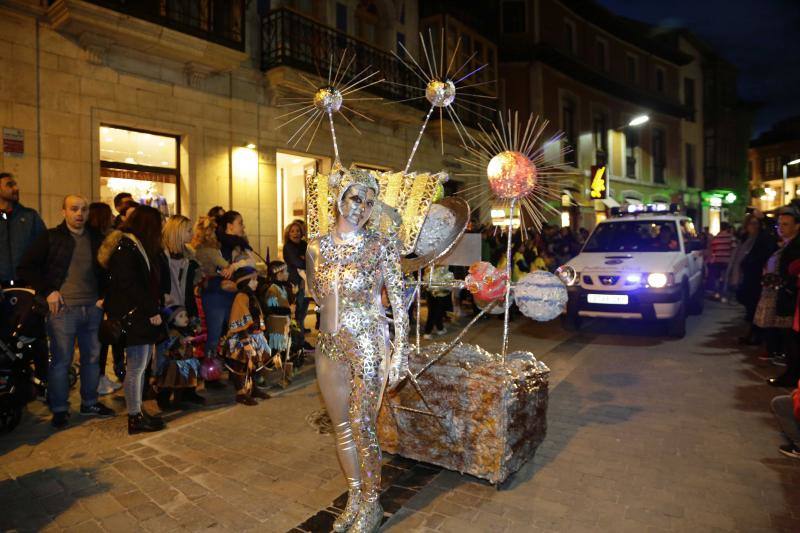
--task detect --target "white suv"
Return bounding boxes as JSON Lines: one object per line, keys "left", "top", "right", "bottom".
{"left": 557, "top": 213, "right": 704, "bottom": 338}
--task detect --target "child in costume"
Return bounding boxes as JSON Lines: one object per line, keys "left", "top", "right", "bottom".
{"left": 259, "top": 260, "right": 305, "bottom": 354}
{"left": 154, "top": 305, "right": 205, "bottom": 409}
{"left": 222, "top": 267, "right": 273, "bottom": 405}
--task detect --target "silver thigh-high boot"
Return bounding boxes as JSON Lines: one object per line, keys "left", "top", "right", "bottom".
{"left": 332, "top": 421, "right": 362, "bottom": 532}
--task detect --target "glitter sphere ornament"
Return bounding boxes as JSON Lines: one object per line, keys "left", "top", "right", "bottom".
{"left": 486, "top": 150, "right": 538, "bottom": 200}
{"left": 465, "top": 261, "right": 507, "bottom": 313}
{"left": 514, "top": 271, "right": 568, "bottom": 322}
{"left": 313, "top": 86, "right": 343, "bottom": 113}
{"left": 425, "top": 79, "right": 456, "bottom": 108}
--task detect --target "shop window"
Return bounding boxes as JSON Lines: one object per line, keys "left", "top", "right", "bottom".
{"left": 99, "top": 126, "right": 180, "bottom": 216}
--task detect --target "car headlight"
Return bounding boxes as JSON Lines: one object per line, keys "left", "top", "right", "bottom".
{"left": 647, "top": 273, "right": 669, "bottom": 288}
{"left": 556, "top": 265, "right": 578, "bottom": 286}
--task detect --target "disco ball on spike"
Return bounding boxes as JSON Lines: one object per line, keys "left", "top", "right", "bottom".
{"left": 313, "top": 86, "right": 343, "bottom": 113}
{"left": 486, "top": 150, "right": 538, "bottom": 199}
{"left": 425, "top": 79, "right": 456, "bottom": 108}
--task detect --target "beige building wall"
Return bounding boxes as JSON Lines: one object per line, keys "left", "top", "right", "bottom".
{"left": 0, "top": 2, "right": 471, "bottom": 258}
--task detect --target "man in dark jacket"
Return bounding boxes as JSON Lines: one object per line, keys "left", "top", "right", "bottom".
{"left": 17, "top": 195, "right": 115, "bottom": 428}
{"left": 769, "top": 208, "right": 800, "bottom": 387}
{"left": 0, "top": 172, "right": 46, "bottom": 284}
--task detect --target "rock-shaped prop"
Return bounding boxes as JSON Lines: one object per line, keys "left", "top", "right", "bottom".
{"left": 378, "top": 342, "right": 549, "bottom": 484}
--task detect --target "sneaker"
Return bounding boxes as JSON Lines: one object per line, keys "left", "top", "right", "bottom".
{"left": 779, "top": 443, "right": 800, "bottom": 459}
{"left": 97, "top": 376, "right": 118, "bottom": 396}
{"left": 435, "top": 327, "right": 448, "bottom": 336}
{"left": 51, "top": 412, "right": 70, "bottom": 429}
{"left": 422, "top": 334, "right": 433, "bottom": 340}
{"left": 79, "top": 403, "right": 116, "bottom": 417}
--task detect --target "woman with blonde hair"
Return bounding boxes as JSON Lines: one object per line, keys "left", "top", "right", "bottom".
{"left": 158, "top": 215, "right": 205, "bottom": 407}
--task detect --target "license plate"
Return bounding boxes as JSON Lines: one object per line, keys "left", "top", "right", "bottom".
{"left": 587, "top": 294, "right": 628, "bottom": 305}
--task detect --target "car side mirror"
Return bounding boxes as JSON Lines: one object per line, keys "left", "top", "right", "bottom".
{"left": 685, "top": 240, "right": 703, "bottom": 253}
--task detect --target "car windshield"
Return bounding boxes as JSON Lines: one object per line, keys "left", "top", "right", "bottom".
{"left": 583, "top": 220, "right": 680, "bottom": 253}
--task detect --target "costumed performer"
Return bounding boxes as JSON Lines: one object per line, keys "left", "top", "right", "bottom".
{"left": 306, "top": 168, "right": 409, "bottom": 533}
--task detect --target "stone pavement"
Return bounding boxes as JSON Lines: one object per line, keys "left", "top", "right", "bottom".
{"left": 1, "top": 302, "right": 800, "bottom": 532}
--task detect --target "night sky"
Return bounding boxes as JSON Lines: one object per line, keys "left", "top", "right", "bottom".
{"left": 596, "top": 0, "right": 800, "bottom": 138}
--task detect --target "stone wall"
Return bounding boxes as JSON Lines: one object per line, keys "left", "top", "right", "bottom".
{"left": 0, "top": 2, "right": 474, "bottom": 257}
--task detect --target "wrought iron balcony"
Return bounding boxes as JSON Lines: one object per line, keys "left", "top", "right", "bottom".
{"left": 262, "top": 8, "right": 422, "bottom": 107}
{"left": 261, "top": 7, "right": 489, "bottom": 127}
{"left": 49, "top": 0, "right": 245, "bottom": 51}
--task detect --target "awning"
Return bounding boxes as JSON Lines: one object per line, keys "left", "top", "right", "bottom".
{"left": 624, "top": 197, "right": 642, "bottom": 205}
{"left": 602, "top": 197, "right": 620, "bottom": 208}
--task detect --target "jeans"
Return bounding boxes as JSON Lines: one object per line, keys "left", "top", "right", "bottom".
{"left": 99, "top": 342, "right": 126, "bottom": 380}
{"left": 124, "top": 344, "right": 152, "bottom": 415}
{"left": 771, "top": 395, "right": 800, "bottom": 447}
{"left": 46, "top": 304, "right": 103, "bottom": 413}
{"left": 202, "top": 282, "right": 234, "bottom": 359}
{"left": 295, "top": 287, "right": 310, "bottom": 331}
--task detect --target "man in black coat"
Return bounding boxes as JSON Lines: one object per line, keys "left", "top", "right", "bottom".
{"left": 769, "top": 208, "right": 800, "bottom": 387}
{"left": 17, "top": 195, "right": 115, "bottom": 428}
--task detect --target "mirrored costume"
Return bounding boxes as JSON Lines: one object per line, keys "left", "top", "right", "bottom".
{"left": 307, "top": 169, "right": 408, "bottom": 532}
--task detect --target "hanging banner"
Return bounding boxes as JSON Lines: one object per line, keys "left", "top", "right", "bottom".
{"left": 3, "top": 128, "right": 24, "bottom": 158}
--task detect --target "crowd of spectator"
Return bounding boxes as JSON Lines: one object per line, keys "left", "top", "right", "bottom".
{"left": 1, "top": 172, "right": 310, "bottom": 434}
{"left": 704, "top": 209, "right": 800, "bottom": 460}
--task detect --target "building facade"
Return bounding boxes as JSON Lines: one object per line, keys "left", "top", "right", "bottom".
{"left": 749, "top": 117, "right": 800, "bottom": 213}
{"left": 0, "top": 0, "right": 481, "bottom": 256}
{"left": 492, "top": 0, "right": 695, "bottom": 229}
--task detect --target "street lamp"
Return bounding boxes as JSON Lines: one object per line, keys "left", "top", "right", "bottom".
{"left": 628, "top": 114, "right": 649, "bottom": 127}
{"left": 782, "top": 158, "right": 800, "bottom": 205}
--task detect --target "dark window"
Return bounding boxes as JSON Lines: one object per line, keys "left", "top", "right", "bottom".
{"left": 765, "top": 157, "right": 778, "bottom": 180}
{"left": 655, "top": 68, "right": 665, "bottom": 93}
{"left": 593, "top": 112, "right": 608, "bottom": 165}
{"left": 596, "top": 39, "right": 608, "bottom": 71}
{"left": 653, "top": 128, "right": 666, "bottom": 183}
{"left": 562, "top": 98, "right": 577, "bottom": 166}
{"left": 396, "top": 32, "right": 405, "bottom": 53}
{"left": 564, "top": 21, "right": 576, "bottom": 54}
{"left": 626, "top": 128, "right": 639, "bottom": 178}
{"left": 686, "top": 143, "right": 696, "bottom": 187}
{"left": 399, "top": 0, "right": 405, "bottom": 24}
{"left": 336, "top": 2, "right": 347, "bottom": 32}
{"left": 626, "top": 55, "right": 637, "bottom": 83}
{"left": 501, "top": 1, "right": 525, "bottom": 33}
{"left": 683, "top": 77, "right": 695, "bottom": 121}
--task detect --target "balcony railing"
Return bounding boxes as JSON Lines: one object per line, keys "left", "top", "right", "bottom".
{"left": 50, "top": 0, "right": 246, "bottom": 51}
{"left": 261, "top": 8, "right": 487, "bottom": 127}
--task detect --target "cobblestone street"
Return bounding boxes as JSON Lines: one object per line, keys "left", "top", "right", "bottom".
{"left": 2, "top": 302, "right": 800, "bottom": 532}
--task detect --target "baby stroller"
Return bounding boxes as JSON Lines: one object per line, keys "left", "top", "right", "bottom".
{"left": 0, "top": 287, "right": 53, "bottom": 432}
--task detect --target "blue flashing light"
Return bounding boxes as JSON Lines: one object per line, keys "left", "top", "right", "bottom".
{"left": 626, "top": 273, "right": 642, "bottom": 284}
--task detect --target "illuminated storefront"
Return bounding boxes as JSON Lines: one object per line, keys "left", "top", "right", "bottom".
{"left": 276, "top": 152, "right": 322, "bottom": 247}
{"left": 99, "top": 126, "right": 180, "bottom": 215}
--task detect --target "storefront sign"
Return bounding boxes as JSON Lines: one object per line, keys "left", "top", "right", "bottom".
{"left": 590, "top": 165, "right": 607, "bottom": 199}
{"left": 3, "top": 128, "right": 24, "bottom": 157}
